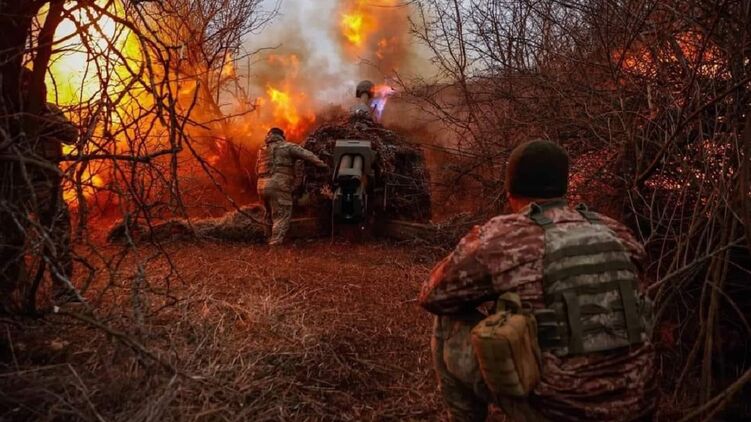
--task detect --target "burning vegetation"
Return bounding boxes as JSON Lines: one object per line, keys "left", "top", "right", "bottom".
{"left": 1, "top": 0, "right": 751, "bottom": 420}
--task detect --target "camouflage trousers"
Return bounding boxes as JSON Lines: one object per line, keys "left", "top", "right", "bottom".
{"left": 1, "top": 171, "right": 73, "bottom": 307}
{"left": 432, "top": 314, "right": 549, "bottom": 422}
{"left": 257, "top": 176, "right": 293, "bottom": 246}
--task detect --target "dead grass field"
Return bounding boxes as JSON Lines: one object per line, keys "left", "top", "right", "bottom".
{"left": 0, "top": 240, "right": 460, "bottom": 421}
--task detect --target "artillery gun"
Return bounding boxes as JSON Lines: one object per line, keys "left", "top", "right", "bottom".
{"left": 289, "top": 81, "right": 432, "bottom": 238}
{"left": 330, "top": 139, "right": 375, "bottom": 223}
{"left": 108, "top": 82, "right": 436, "bottom": 244}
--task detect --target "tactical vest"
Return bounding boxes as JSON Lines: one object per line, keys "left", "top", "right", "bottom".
{"left": 530, "top": 201, "right": 650, "bottom": 357}
{"left": 257, "top": 138, "right": 295, "bottom": 178}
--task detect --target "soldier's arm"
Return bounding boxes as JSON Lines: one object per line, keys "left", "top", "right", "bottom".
{"left": 419, "top": 226, "right": 495, "bottom": 314}
{"left": 419, "top": 214, "right": 543, "bottom": 314}
{"left": 290, "top": 144, "right": 327, "bottom": 168}
{"left": 45, "top": 103, "right": 78, "bottom": 145}
{"left": 599, "top": 216, "right": 646, "bottom": 262}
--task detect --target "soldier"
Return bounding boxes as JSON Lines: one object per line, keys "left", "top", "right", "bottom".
{"left": 350, "top": 80, "right": 375, "bottom": 120}
{"left": 34, "top": 88, "right": 81, "bottom": 305}
{"left": 419, "top": 140, "right": 656, "bottom": 421}
{"left": 1, "top": 68, "right": 82, "bottom": 312}
{"left": 256, "top": 127, "right": 328, "bottom": 246}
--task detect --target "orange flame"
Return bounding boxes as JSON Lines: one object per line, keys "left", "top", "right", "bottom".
{"left": 615, "top": 32, "right": 723, "bottom": 78}
{"left": 45, "top": 1, "right": 140, "bottom": 207}
{"left": 259, "top": 55, "right": 316, "bottom": 139}
{"left": 337, "top": 0, "right": 409, "bottom": 71}
{"left": 341, "top": 9, "right": 373, "bottom": 47}
{"left": 339, "top": 1, "right": 398, "bottom": 52}
{"left": 266, "top": 86, "right": 315, "bottom": 138}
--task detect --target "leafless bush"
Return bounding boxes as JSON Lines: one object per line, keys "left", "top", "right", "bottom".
{"left": 1, "top": 0, "right": 274, "bottom": 313}
{"left": 407, "top": 0, "right": 751, "bottom": 418}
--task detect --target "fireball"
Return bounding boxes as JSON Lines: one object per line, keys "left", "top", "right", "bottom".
{"left": 341, "top": 13, "right": 367, "bottom": 47}
{"left": 43, "top": 0, "right": 140, "bottom": 207}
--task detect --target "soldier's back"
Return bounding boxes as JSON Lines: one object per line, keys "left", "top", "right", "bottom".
{"left": 478, "top": 205, "right": 657, "bottom": 421}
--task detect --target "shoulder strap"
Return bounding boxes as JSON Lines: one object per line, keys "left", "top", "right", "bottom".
{"left": 575, "top": 203, "right": 601, "bottom": 224}
{"left": 496, "top": 291, "right": 522, "bottom": 314}
{"left": 527, "top": 199, "right": 567, "bottom": 229}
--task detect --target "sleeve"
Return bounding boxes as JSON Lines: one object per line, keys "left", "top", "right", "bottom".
{"left": 418, "top": 225, "right": 495, "bottom": 314}
{"left": 44, "top": 104, "right": 78, "bottom": 145}
{"left": 290, "top": 144, "right": 326, "bottom": 167}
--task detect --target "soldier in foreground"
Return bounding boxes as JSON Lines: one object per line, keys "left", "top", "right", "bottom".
{"left": 419, "top": 140, "right": 656, "bottom": 421}
{"left": 256, "top": 127, "right": 328, "bottom": 246}
{"left": 1, "top": 68, "right": 82, "bottom": 312}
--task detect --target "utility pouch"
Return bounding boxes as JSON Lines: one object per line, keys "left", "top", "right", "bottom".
{"left": 471, "top": 292, "right": 542, "bottom": 398}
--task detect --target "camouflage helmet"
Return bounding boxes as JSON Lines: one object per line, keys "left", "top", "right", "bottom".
{"left": 355, "top": 80, "right": 375, "bottom": 99}
{"left": 268, "top": 127, "right": 285, "bottom": 137}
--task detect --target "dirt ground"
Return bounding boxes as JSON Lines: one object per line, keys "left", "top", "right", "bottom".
{"left": 0, "top": 239, "right": 478, "bottom": 421}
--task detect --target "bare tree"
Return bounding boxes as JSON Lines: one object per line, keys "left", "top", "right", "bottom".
{"left": 407, "top": 0, "right": 751, "bottom": 418}
{"left": 0, "top": 0, "right": 274, "bottom": 315}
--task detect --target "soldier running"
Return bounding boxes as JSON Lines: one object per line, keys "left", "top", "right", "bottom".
{"left": 420, "top": 140, "right": 656, "bottom": 421}
{"left": 256, "top": 127, "right": 328, "bottom": 246}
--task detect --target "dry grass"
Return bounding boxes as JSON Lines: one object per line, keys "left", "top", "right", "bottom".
{"left": 0, "top": 240, "right": 449, "bottom": 421}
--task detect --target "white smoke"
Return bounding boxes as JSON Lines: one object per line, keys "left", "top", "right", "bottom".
{"left": 242, "top": 0, "right": 362, "bottom": 107}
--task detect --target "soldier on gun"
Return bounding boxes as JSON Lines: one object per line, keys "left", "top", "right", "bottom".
{"left": 350, "top": 80, "right": 375, "bottom": 120}
{"left": 256, "top": 127, "right": 328, "bottom": 246}
{"left": 420, "top": 140, "right": 656, "bottom": 421}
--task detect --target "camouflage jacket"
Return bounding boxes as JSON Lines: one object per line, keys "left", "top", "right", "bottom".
{"left": 257, "top": 134, "right": 325, "bottom": 183}
{"left": 420, "top": 203, "right": 657, "bottom": 421}
{"left": 36, "top": 103, "right": 78, "bottom": 162}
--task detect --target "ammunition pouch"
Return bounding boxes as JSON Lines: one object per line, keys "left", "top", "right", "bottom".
{"left": 471, "top": 292, "right": 542, "bottom": 398}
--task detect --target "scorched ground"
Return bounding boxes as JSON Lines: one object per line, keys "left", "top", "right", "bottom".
{"left": 0, "top": 238, "right": 512, "bottom": 421}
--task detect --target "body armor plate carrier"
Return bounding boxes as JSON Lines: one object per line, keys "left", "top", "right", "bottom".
{"left": 257, "top": 137, "right": 294, "bottom": 178}
{"left": 530, "top": 201, "right": 650, "bottom": 357}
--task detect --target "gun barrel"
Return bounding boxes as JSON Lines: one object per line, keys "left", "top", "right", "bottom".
{"left": 352, "top": 155, "right": 363, "bottom": 172}
{"left": 338, "top": 154, "right": 354, "bottom": 175}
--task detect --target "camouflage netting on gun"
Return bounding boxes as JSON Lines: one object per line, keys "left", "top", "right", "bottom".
{"left": 299, "top": 116, "right": 432, "bottom": 222}
{"left": 107, "top": 205, "right": 267, "bottom": 243}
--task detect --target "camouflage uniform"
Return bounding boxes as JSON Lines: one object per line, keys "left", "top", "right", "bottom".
{"left": 350, "top": 80, "right": 375, "bottom": 121}
{"left": 1, "top": 102, "right": 78, "bottom": 305}
{"left": 34, "top": 103, "right": 77, "bottom": 298}
{"left": 256, "top": 133, "right": 326, "bottom": 245}
{"left": 420, "top": 202, "right": 656, "bottom": 422}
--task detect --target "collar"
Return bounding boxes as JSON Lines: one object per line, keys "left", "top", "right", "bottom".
{"left": 518, "top": 198, "right": 567, "bottom": 215}
{"left": 265, "top": 134, "right": 284, "bottom": 144}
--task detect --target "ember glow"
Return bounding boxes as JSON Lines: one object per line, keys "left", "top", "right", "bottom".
{"left": 615, "top": 32, "right": 724, "bottom": 79}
